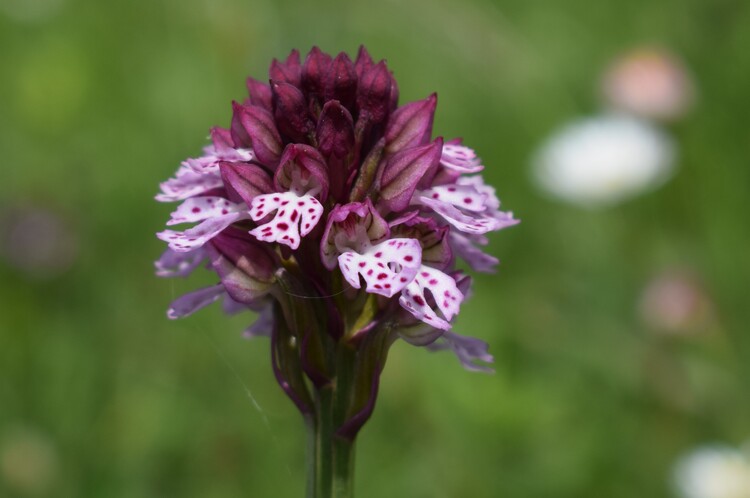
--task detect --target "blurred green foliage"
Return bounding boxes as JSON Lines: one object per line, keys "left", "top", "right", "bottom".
{"left": 1, "top": 0, "right": 749, "bottom": 496}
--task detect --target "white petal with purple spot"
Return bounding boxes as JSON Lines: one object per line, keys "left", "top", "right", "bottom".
{"left": 157, "top": 211, "right": 246, "bottom": 252}
{"left": 338, "top": 238, "right": 422, "bottom": 298}
{"left": 249, "top": 191, "right": 323, "bottom": 250}
{"left": 167, "top": 197, "right": 242, "bottom": 226}
{"left": 440, "top": 144, "right": 484, "bottom": 173}
{"left": 399, "top": 266, "right": 463, "bottom": 330}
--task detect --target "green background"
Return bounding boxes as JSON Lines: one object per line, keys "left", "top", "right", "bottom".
{"left": 1, "top": 0, "right": 749, "bottom": 496}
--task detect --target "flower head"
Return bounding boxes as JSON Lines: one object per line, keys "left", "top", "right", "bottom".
{"left": 155, "top": 46, "right": 517, "bottom": 430}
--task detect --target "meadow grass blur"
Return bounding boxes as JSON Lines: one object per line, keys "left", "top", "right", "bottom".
{"left": 1, "top": 0, "right": 749, "bottom": 496}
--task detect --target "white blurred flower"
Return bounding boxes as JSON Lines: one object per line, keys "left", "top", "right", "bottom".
{"left": 0, "top": 427, "right": 59, "bottom": 495}
{"left": 532, "top": 115, "right": 675, "bottom": 207}
{"left": 602, "top": 48, "right": 694, "bottom": 121}
{"left": 674, "top": 446, "right": 750, "bottom": 498}
{"left": 638, "top": 269, "right": 714, "bottom": 335}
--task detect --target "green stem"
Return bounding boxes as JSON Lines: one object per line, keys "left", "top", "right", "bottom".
{"left": 306, "top": 356, "right": 357, "bottom": 498}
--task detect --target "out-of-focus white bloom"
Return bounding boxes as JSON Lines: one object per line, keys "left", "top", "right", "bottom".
{"left": 0, "top": 427, "right": 59, "bottom": 495}
{"left": 532, "top": 115, "right": 675, "bottom": 207}
{"left": 602, "top": 48, "right": 694, "bottom": 121}
{"left": 673, "top": 446, "right": 750, "bottom": 498}
{"left": 638, "top": 269, "right": 714, "bottom": 334}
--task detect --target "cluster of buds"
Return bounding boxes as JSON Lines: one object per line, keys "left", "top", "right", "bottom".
{"left": 155, "top": 47, "right": 517, "bottom": 436}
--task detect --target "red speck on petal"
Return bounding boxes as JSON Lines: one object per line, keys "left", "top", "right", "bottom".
{"left": 308, "top": 208, "right": 315, "bottom": 213}
{"left": 413, "top": 295, "right": 425, "bottom": 306}
{"left": 377, "top": 273, "right": 387, "bottom": 280}
{"left": 367, "top": 269, "right": 373, "bottom": 276}
{"left": 432, "top": 193, "right": 439, "bottom": 199}
{"left": 222, "top": 209, "right": 229, "bottom": 214}
{"left": 277, "top": 222, "right": 289, "bottom": 231}
{"left": 290, "top": 210, "right": 299, "bottom": 222}
{"left": 358, "top": 262, "right": 366, "bottom": 267}
{"left": 400, "top": 277, "right": 408, "bottom": 282}
{"left": 429, "top": 279, "right": 438, "bottom": 285}
{"left": 463, "top": 197, "right": 473, "bottom": 204}
{"left": 192, "top": 207, "right": 201, "bottom": 213}
{"left": 448, "top": 187, "right": 456, "bottom": 192}
{"left": 404, "top": 255, "right": 413, "bottom": 262}
{"left": 374, "top": 252, "right": 382, "bottom": 258}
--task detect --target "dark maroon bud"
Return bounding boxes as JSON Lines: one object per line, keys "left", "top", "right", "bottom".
{"left": 208, "top": 227, "right": 277, "bottom": 304}
{"left": 378, "top": 137, "right": 443, "bottom": 212}
{"left": 246, "top": 77, "right": 273, "bottom": 111}
{"left": 354, "top": 45, "right": 374, "bottom": 79}
{"left": 389, "top": 73, "right": 399, "bottom": 111}
{"left": 271, "top": 81, "right": 314, "bottom": 143}
{"left": 275, "top": 143, "right": 330, "bottom": 201}
{"left": 302, "top": 46, "right": 332, "bottom": 99}
{"left": 230, "top": 101, "right": 283, "bottom": 167}
{"left": 357, "top": 61, "right": 392, "bottom": 124}
{"left": 269, "top": 49, "right": 301, "bottom": 87}
{"left": 317, "top": 100, "right": 355, "bottom": 159}
{"left": 219, "top": 162, "right": 274, "bottom": 206}
{"left": 324, "top": 53, "right": 357, "bottom": 110}
{"left": 384, "top": 94, "right": 437, "bottom": 153}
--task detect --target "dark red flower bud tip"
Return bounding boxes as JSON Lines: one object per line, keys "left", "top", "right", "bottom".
{"left": 271, "top": 80, "right": 314, "bottom": 143}
{"left": 317, "top": 100, "right": 355, "bottom": 159}
{"left": 269, "top": 49, "right": 301, "bottom": 87}
{"left": 357, "top": 61, "right": 393, "bottom": 124}
{"left": 355, "top": 45, "right": 374, "bottom": 79}
{"left": 302, "top": 46, "right": 332, "bottom": 98}
{"left": 325, "top": 52, "right": 358, "bottom": 111}
{"left": 246, "top": 77, "right": 273, "bottom": 111}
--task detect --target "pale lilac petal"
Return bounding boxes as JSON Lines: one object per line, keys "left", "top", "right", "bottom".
{"left": 440, "top": 143, "right": 484, "bottom": 173}
{"left": 399, "top": 266, "right": 464, "bottom": 330}
{"left": 222, "top": 294, "right": 248, "bottom": 315}
{"left": 449, "top": 232, "right": 499, "bottom": 273}
{"left": 419, "top": 184, "right": 488, "bottom": 212}
{"left": 155, "top": 167, "right": 223, "bottom": 202}
{"left": 338, "top": 238, "right": 422, "bottom": 298}
{"left": 249, "top": 191, "right": 323, "bottom": 250}
{"left": 154, "top": 247, "right": 207, "bottom": 278}
{"left": 167, "top": 197, "right": 242, "bottom": 226}
{"left": 157, "top": 212, "right": 244, "bottom": 252}
{"left": 427, "top": 331, "right": 494, "bottom": 373}
{"left": 243, "top": 302, "right": 274, "bottom": 339}
{"left": 167, "top": 284, "right": 225, "bottom": 319}
{"left": 418, "top": 196, "right": 502, "bottom": 234}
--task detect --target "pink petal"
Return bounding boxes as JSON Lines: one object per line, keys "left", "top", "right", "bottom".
{"left": 157, "top": 212, "right": 244, "bottom": 252}
{"left": 419, "top": 184, "right": 488, "bottom": 213}
{"left": 155, "top": 167, "right": 223, "bottom": 202}
{"left": 418, "top": 196, "right": 502, "bottom": 235}
{"left": 398, "top": 266, "right": 464, "bottom": 331}
{"left": 167, "top": 284, "right": 226, "bottom": 319}
{"left": 248, "top": 192, "right": 323, "bottom": 250}
{"left": 154, "top": 247, "right": 207, "bottom": 278}
{"left": 338, "top": 238, "right": 422, "bottom": 297}
{"left": 167, "top": 197, "right": 243, "bottom": 226}
{"left": 440, "top": 143, "right": 484, "bottom": 173}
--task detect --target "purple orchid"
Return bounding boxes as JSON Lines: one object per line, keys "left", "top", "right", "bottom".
{"left": 154, "top": 46, "right": 518, "bottom": 496}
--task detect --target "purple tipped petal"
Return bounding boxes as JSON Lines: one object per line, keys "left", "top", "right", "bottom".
{"left": 249, "top": 192, "right": 323, "bottom": 250}
{"left": 384, "top": 94, "right": 437, "bottom": 153}
{"left": 325, "top": 53, "right": 357, "bottom": 111}
{"left": 154, "top": 247, "right": 207, "bottom": 278}
{"left": 167, "top": 283, "right": 226, "bottom": 319}
{"left": 219, "top": 162, "right": 274, "bottom": 206}
{"left": 246, "top": 77, "right": 273, "bottom": 111}
{"left": 398, "top": 266, "right": 463, "bottom": 330}
{"left": 338, "top": 238, "right": 422, "bottom": 297}
{"left": 320, "top": 199, "right": 389, "bottom": 269}
{"left": 379, "top": 138, "right": 443, "bottom": 212}
{"left": 231, "top": 101, "right": 283, "bottom": 166}
{"left": 428, "top": 331, "right": 494, "bottom": 373}
{"left": 418, "top": 196, "right": 504, "bottom": 234}
{"left": 440, "top": 142, "right": 484, "bottom": 173}
{"left": 271, "top": 81, "right": 314, "bottom": 143}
